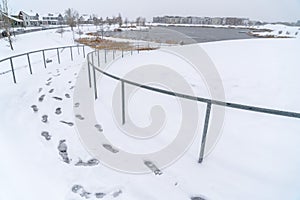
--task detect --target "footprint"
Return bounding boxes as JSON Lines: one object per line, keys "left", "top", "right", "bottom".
{"left": 69, "top": 86, "right": 75, "bottom": 90}
{"left": 190, "top": 196, "right": 206, "bottom": 200}
{"left": 31, "top": 105, "right": 38, "bottom": 112}
{"left": 49, "top": 89, "right": 54, "bottom": 93}
{"left": 53, "top": 96, "right": 63, "bottom": 101}
{"left": 72, "top": 185, "right": 83, "bottom": 193}
{"left": 38, "top": 88, "right": 43, "bottom": 93}
{"left": 38, "top": 94, "right": 45, "bottom": 102}
{"left": 95, "top": 124, "right": 103, "bottom": 132}
{"left": 103, "top": 144, "right": 119, "bottom": 153}
{"left": 75, "top": 158, "right": 99, "bottom": 166}
{"left": 144, "top": 160, "right": 163, "bottom": 175}
{"left": 42, "top": 115, "right": 48, "bottom": 123}
{"left": 41, "top": 131, "right": 51, "bottom": 140}
{"left": 58, "top": 140, "right": 70, "bottom": 164}
{"left": 71, "top": 185, "right": 91, "bottom": 198}
{"left": 53, "top": 73, "right": 61, "bottom": 77}
{"left": 75, "top": 114, "right": 84, "bottom": 120}
{"left": 45, "top": 81, "right": 52, "bottom": 86}
{"left": 55, "top": 108, "right": 62, "bottom": 115}
{"left": 47, "top": 77, "right": 52, "bottom": 82}
{"left": 60, "top": 120, "right": 74, "bottom": 126}
{"left": 74, "top": 102, "right": 80, "bottom": 108}
{"left": 68, "top": 81, "right": 72, "bottom": 84}
{"left": 65, "top": 93, "right": 70, "bottom": 98}
{"left": 112, "top": 190, "right": 122, "bottom": 198}
{"left": 95, "top": 192, "right": 106, "bottom": 198}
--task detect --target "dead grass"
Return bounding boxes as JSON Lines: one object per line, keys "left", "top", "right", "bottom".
{"left": 76, "top": 36, "right": 159, "bottom": 51}
{"left": 76, "top": 37, "right": 132, "bottom": 50}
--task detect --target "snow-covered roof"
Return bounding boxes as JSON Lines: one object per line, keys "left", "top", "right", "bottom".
{"left": 1, "top": 13, "right": 23, "bottom": 22}
{"left": 20, "top": 10, "right": 38, "bottom": 17}
{"left": 80, "top": 14, "right": 92, "bottom": 21}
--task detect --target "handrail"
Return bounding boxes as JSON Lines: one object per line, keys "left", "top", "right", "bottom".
{"left": 87, "top": 49, "right": 300, "bottom": 164}
{"left": 0, "top": 44, "right": 84, "bottom": 63}
{"left": 0, "top": 44, "right": 86, "bottom": 83}
{"left": 91, "top": 53, "right": 300, "bottom": 119}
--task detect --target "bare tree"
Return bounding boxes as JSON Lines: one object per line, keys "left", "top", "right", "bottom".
{"left": 93, "top": 14, "right": 100, "bottom": 29}
{"left": 64, "top": 8, "right": 78, "bottom": 41}
{"left": 0, "top": 0, "right": 14, "bottom": 50}
{"left": 117, "top": 13, "right": 123, "bottom": 27}
{"left": 136, "top": 16, "right": 146, "bottom": 26}
{"left": 124, "top": 17, "right": 128, "bottom": 27}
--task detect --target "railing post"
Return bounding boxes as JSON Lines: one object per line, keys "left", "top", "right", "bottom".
{"left": 87, "top": 54, "right": 92, "bottom": 88}
{"left": 121, "top": 80, "right": 125, "bottom": 125}
{"left": 131, "top": 50, "right": 133, "bottom": 55}
{"left": 27, "top": 53, "right": 32, "bottom": 74}
{"left": 104, "top": 49, "right": 107, "bottom": 63}
{"left": 42, "top": 50, "right": 46, "bottom": 68}
{"left": 92, "top": 55, "right": 98, "bottom": 100}
{"left": 199, "top": 101, "right": 212, "bottom": 163}
{"left": 83, "top": 46, "right": 85, "bottom": 58}
{"left": 9, "top": 58, "right": 16, "bottom": 83}
{"left": 70, "top": 46, "right": 73, "bottom": 61}
{"left": 57, "top": 48, "right": 60, "bottom": 64}
{"left": 97, "top": 50, "right": 100, "bottom": 67}
{"left": 122, "top": 49, "right": 124, "bottom": 58}
{"left": 113, "top": 50, "right": 115, "bottom": 60}
{"left": 77, "top": 45, "right": 80, "bottom": 55}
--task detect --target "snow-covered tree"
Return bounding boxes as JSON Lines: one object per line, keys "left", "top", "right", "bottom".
{"left": 64, "top": 8, "right": 79, "bottom": 41}
{"left": 0, "top": 0, "right": 14, "bottom": 50}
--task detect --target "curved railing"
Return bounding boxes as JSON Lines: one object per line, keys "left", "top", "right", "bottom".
{"left": 86, "top": 49, "right": 300, "bottom": 163}
{"left": 0, "top": 44, "right": 85, "bottom": 83}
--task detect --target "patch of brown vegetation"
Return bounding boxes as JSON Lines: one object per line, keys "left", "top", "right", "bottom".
{"left": 76, "top": 36, "right": 160, "bottom": 51}
{"left": 76, "top": 37, "right": 134, "bottom": 50}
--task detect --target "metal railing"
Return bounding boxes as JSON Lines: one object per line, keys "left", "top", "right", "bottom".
{"left": 87, "top": 49, "right": 300, "bottom": 164}
{"left": 0, "top": 44, "right": 86, "bottom": 83}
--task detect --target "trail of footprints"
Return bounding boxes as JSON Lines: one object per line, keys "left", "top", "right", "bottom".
{"left": 30, "top": 66, "right": 168, "bottom": 199}
{"left": 71, "top": 184, "right": 123, "bottom": 199}
{"left": 31, "top": 67, "right": 101, "bottom": 168}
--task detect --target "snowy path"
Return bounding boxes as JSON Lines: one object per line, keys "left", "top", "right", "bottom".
{"left": 1, "top": 27, "right": 300, "bottom": 200}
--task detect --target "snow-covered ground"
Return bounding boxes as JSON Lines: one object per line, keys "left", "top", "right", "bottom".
{"left": 0, "top": 26, "right": 300, "bottom": 200}
{"left": 250, "top": 24, "right": 300, "bottom": 38}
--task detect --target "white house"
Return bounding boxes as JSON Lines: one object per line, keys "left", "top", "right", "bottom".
{"left": 79, "top": 14, "right": 93, "bottom": 24}
{"left": 40, "top": 13, "right": 64, "bottom": 25}
{"left": 19, "top": 11, "right": 39, "bottom": 26}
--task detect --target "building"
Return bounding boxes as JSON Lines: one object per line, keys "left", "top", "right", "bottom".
{"left": 223, "top": 17, "right": 249, "bottom": 26}
{"left": 153, "top": 16, "right": 250, "bottom": 26}
{"left": 0, "top": 11, "right": 24, "bottom": 27}
{"left": 211, "top": 17, "right": 223, "bottom": 25}
{"left": 40, "top": 13, "right": 64, "bottom": 25}
{"left": 79, "top": 14, "right": 93, "bottom": 24}
{"left": 19, "top": 11, "right": 39, "bottom": 26}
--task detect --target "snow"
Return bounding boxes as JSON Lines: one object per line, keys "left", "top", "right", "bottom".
{"left": 251, "top": 24, "right": 300, "bottom": 38}
{"left": 0, "top": 25, "right": 300, "bottom": 200}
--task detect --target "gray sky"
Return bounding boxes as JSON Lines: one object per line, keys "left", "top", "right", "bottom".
{"left": 8, "top": 0, "right": 300, "bottom": 22}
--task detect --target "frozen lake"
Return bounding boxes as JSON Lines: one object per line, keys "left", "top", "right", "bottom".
{"left": 106, "top": 26, "right": 255, "bottom": 44}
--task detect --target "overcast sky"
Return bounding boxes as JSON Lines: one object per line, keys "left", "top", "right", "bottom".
{"left": 8, "top": 0, "right": 300, "bottom": 22}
